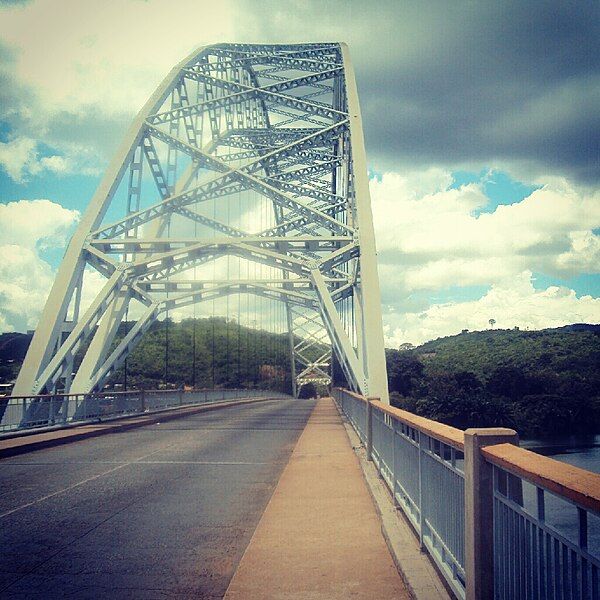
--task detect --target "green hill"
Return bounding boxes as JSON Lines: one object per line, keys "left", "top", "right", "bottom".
{"left": 386, "top": 325, "right": 600, "bottom": 436}
{"left": 3, "top": 322, "right": 599, "bottom": 435}
{"left": 0, "top": 317, "right": 327, "bottom": 395}
{"left": 413, "top": 324, "right": 599, "bottom": 380}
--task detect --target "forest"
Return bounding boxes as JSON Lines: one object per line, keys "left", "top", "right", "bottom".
{"left": 384, "top": 325, "right": 600, "bottom": 436}
{"left": 0, "top": 318, "right": 305, "bottom": 396}
{"left": 1, "top": 322, "right": 598, "bottom": 435}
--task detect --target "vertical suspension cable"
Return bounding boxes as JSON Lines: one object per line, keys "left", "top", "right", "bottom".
{"left": 225, "top": 87, "right": 231, "bottom": 390}
{"left": 123, "top": 304, "right": 129, "bottom": 391}
{"left": 253, "top": 190, "right": 258, "bottom": 388}
{"left": 211, "top": 165, "right": 216, "bottom": 388}
{"left": 211, "top": 59, "right": 222, "bottom": 389}
{"left": 191, "top": 79, "right": 203, "bottom": 391}
{"left": 164, "top": 217, "right": 171, "bottom": 389}
{"left": 233, "top": 63, "right": 242, "bottom": 391}
{"left": 163, "top": 83, "right": 182, "bottom": 391}
{"left": 237, "top": 164, "right": 242, "bottom": 389}
{"left": 245, "top": 255, "right": 249, "bottom": 387}
{"left": 192, "top": 212, "right": 198, "bottom": 389}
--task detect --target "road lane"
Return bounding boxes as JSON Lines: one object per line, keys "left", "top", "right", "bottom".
{"left": 0, "top": 398, "right": 316, "bottom": 599}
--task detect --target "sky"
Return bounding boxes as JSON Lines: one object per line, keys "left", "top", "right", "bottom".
{"left": 0, "top": 0, "right": 598, "bottom": 346}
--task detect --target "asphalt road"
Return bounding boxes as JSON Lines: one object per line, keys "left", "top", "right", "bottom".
{"left": 0, "top": 398, "right": 317, "bottom": 599}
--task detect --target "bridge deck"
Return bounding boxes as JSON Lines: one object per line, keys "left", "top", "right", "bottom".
{"left": 0, "top": 398, "right": 316, "bottom": 598}
{"left": 224, "top": 397, "right": 408, "bottom": 599}
{"left": 0, "top": 397, "right": 409, "bottom": 599}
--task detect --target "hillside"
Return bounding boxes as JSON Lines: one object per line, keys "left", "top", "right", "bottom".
{"left": 0, "top": 318, "right": 328, "bottom": 395}
{"left": 0, "top": 332, "right": 31, "bottom": 386}
{"left": 3, "top": 323, "right": 599, "bottom": 435}
{"left": 414, "top": 325, "right": 599, "bottom": 380}
{"left": 387, "top": 325, "right": 600, "bottom": 436}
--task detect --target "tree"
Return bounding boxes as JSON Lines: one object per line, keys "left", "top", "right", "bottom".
{"left": 486, "top": 366, "right": 546, "bottom": 402}
{"left": 453, "top": 371, "right": 483, "bottom": 394}
{"left": 489, "top": 318, "right": 496, "bottom": 328}
{"left": 386, "top": 350, "right": 425, "bottom": 396}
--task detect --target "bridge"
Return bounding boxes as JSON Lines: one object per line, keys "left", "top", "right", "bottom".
{"left": 1, "top": 43, "right": 598, "bottom": 599}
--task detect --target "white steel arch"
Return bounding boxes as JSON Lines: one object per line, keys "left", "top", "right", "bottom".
{"left": 12, "top": 42, "right": 389, "bottom": 403}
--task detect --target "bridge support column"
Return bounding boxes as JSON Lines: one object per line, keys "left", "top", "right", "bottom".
{"left": 464, "top": 428, "right": 519, "bottom": 600}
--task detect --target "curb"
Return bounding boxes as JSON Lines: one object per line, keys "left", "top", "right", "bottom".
{"left": 0, "top": 396, "right": 279, "bottom": 459}
{"left": 333, "top": 400, "right": 454, "bottom": 600}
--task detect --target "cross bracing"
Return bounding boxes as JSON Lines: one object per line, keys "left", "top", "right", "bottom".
{"left": 12, "top": 42, "right": 389, "bottom": 404}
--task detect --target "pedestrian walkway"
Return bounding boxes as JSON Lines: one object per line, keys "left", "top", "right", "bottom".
{"left": 224, "top": 397, "right": 409, "bottom": 599}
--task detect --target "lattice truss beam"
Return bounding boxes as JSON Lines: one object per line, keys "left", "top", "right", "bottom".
{"left": 12, "top": 43, "right": 389, "bottom": 402}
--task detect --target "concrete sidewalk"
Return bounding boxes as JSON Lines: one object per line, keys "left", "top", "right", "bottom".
{"left": 224, "top": 397, "right": 409, "bottom": 599}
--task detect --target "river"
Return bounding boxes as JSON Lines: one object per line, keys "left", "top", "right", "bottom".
{"left": 520, "top": 434, "right": 600, "bottom": 559}
{"left": 522, "top": 433, "right": 600, "bottom": 474}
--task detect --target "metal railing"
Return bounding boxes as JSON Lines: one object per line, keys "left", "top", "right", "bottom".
{"left": 0, "top": 388, "right": 277, "bottom": 433}
{"left": 486, "top": 444, "right": 600, "bottom": 600}
{"left": 333, "top": 387, "right": 600, "bottom": 600}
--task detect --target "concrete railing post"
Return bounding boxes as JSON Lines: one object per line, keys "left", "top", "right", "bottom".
{"left": 464, "top": 428, "right": 519, "bottom": 600}
{"left": 366, "top": 397, "right": 377, "bottom": 461}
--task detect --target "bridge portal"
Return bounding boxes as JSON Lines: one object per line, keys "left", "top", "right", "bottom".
{"left": 13, "top": 43, "right": 389, "bottom": 403}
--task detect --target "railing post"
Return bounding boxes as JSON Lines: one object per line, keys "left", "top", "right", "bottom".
{"left": 417, "top": 430, "right": 424, "bottom": 549}
{"left": 464, "top": 427, "right": 519, "bottom": 600}
{"left": 366, "top": 397, "right": 376, "bottom": 461}
{"left": 140, "top": 389, "right": 146, "bottom": 412}
{"left": 392, "top": 419, "right": 398, "bottom": 507}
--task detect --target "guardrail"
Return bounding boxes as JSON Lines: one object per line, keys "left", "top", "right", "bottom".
{"left": 333, "top": 387, "right": 600, "bottom": 600}
{"left": 0, "top": 388, "right": 277, "bottom": 433}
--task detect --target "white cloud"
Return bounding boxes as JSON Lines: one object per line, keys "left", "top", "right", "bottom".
{"left": 0, "top": 136, "right": 93, "bottom": 182}
{"left": 371, "top": 172, "right": 600, "bottom": 293}
{"left": 0, "top": 0, "right": 237, "bottom": 117}
{"left": 0, "top": 0, "right": 244, "bottom": 185}
{"left": 384, "top": 271, "right": 600, "bottom": 347}
{"left": 0, "top": 137, "right": 38, "bottom": 182}
{"left": 370, "top": 170, "right": 600, "bottom": 345}
{"left": 0, "top": 199, "right": 79, "bottom": 248}
{"left": 0, "top": 199, "right": 80, "bottom": 331}
{"left": 0, "top": 0, "right": 239, "bottom": 173}
{"left": 0, "top": 244, "right": 56, "bottom": 331}
{"left": 39, "top": 154, "right": 69, "bottom": 174}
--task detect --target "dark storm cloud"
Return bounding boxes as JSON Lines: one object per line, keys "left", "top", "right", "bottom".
{"left": 240, "top": 0, "right": 600, "bottom": 182}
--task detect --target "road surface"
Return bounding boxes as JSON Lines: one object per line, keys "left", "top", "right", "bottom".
{"left": 0, "top": 398, "right": 316, "bottom": 599}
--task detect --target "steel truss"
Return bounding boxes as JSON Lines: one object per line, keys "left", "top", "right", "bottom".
{"left": 12, "top": 43, "right": 389, "bottom": 402}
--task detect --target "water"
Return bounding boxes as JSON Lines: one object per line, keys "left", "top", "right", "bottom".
{"left": 522, "top": 433, "right": 600, "bottom": 474}
{"left": 520, "top": 433, "right": 600, "bottom": 559}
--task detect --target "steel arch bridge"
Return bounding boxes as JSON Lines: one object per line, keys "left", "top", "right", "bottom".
{"left": 13, "top": 42, "right": 389, "bottom": 403}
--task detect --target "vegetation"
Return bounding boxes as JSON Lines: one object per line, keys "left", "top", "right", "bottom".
{"left": 0, "top": 317, "right": 318, "bottom": 395}
{"left": 387, "top": 325, "right": 600, "bottom": 436}
{"left": 108, "top": 317, "right": 299, "bottom": 393}
{"left": 2, "top": 322, "right": 599, "bottom": 435}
